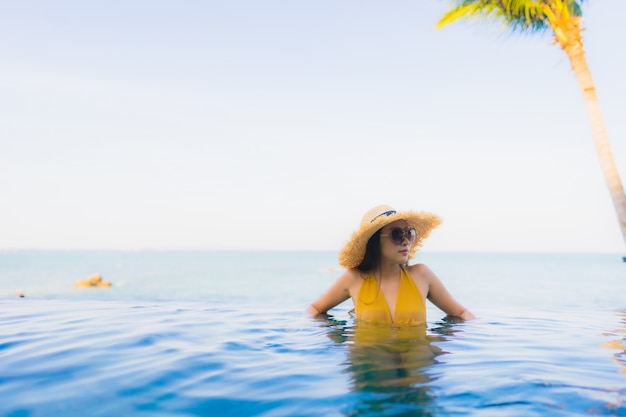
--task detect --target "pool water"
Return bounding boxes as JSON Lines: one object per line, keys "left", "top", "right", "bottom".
{"left": 1, "top": 251, "right": 625, "bottom": 416}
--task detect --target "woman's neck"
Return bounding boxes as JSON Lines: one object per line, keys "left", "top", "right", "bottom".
{"left": 374, "top": 261, "right": 402, "bottom": 281}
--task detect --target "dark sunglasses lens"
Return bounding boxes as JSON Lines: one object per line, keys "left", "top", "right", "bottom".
{"left": 390, "top": 228, "right": 417, "bottom": 244}
{"left": 391, "top": 229, "right": 404, "bottom": 244}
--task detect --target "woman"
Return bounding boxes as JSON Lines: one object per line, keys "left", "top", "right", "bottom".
{"left": 307, "top": 205, "right": 475, "bottom": 324}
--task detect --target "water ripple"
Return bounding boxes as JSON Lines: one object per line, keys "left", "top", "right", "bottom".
{"left": 1, "top": 301, "right": 625, "bottom": 416}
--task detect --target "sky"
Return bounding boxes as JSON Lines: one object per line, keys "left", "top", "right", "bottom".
{"left": 1, "top": 1, "right": 625, "bottom": 253}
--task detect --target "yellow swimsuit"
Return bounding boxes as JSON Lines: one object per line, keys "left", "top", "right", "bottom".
{"left": 356, "top": 267, "right": 426, "bottom": 325}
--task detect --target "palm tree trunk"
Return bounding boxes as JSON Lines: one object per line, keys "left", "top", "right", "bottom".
{"left": 559, "top": 24, "right": 626, "bottom": 254}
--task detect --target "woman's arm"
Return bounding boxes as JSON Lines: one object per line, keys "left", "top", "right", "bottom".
{"left": 416, "top": 264, "right": 475, "bottom": 320}
{"left": 307, "top": 270, "right": 356, "bottom": 317}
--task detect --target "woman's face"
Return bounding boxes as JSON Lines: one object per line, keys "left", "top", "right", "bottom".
{"left": 379, "top": 220, "right": 413, "bottom": 265}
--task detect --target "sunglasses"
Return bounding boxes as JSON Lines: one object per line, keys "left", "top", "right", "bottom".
{"left": 380, "top": 227, "right": 417, "bottom": 245}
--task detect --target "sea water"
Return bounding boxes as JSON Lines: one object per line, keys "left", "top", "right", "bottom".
{"left": 1, "top": 251, "right": 625, "bottom": 416}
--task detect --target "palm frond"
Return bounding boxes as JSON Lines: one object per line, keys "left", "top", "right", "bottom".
{"left": 437, "top": 0, "right": 587, "bottom": 34}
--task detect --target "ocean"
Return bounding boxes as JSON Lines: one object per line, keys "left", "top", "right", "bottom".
{"left": 1, "top": 250, "right": 625, "bottom": 416}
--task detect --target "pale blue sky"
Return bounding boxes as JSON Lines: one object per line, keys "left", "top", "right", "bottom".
{"left": 1, "top": 1, "right": 625, "bottom": 253}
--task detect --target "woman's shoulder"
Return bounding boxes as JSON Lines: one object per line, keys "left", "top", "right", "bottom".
{"left": 333, "top": 268, "right": 365, "bottom": 294}
{"left": 333, "top": 268, "right": 368, "bottom": 287}
{"left": 407, "top": 263, "right": 430, "bottom": 274}
{"left": 406, "top": 263, "right": 437, "bottom": 281}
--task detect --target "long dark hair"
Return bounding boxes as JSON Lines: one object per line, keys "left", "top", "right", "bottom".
{"left": 356, "top": 229, "right": 382, "bottom": 273}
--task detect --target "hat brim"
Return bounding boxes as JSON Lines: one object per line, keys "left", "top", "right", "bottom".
{"left": 338, "top": 210, "right": 441, "bottom": 269}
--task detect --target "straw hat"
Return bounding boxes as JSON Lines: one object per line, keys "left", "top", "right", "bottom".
{"left": 338, "top": 205, "right": 441, "bottom": 269}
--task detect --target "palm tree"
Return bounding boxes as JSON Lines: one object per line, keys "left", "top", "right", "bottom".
{"left": 437, "top": 0, "right": 626, "bottom": 259}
